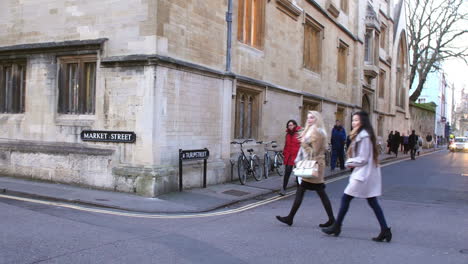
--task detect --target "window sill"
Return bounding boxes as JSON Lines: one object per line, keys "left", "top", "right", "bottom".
{"left": 303, "top": 67, "right": 322, "bottom": 79}
{"left": 337, "top": 82, "right": 347, "bottom": 88}
{"left": 0, "top": 113, "right": 25, "bottom": 122}
{"left": 55, "top": 114, "right": 96, "bottom": 127}
{"left": 395, "top": 108, "right": 406, "bottom": 114}
{"left": 237, "top": 42, "right": 265, "bottom": 57}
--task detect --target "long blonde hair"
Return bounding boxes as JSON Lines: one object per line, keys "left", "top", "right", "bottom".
{"left": 300, "top": 111, "right": 327, "bottom": 148}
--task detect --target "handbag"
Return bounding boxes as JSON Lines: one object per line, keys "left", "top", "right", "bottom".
{"left": 293, "top": 159, "right": 319, "bottom": 178}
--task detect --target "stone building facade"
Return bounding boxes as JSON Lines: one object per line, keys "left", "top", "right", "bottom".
{"left": 409, "top": 102, "right": 436, "bottom": 147}
{"left": 0, "top": 0, "right": 411, "bottom": 196}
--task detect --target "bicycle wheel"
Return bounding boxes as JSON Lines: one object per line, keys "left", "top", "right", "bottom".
{"left": 237, "top": 155, "right": 248, "bottom": 185}
{"left": 275, "top": 153, "right": 285, "bottom": 176}
{"left": 251, "top": 155, "right": 263, "bottom": 181}
{"left": 263, "top": 153, "right": 270, "bottom": 179}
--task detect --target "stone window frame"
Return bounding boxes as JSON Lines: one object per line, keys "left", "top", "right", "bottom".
{"left": 301, "top": 98, "right": 321, "bottom": 125}
{"left": 396, "top": 41, "right": 406, "bottom": 109}
{"left": 364, "top": 28, "right": 373, "bottom": 63}
{"left": 234, "top": 85, "right": 262, "bottom": 139}
{"left": 335, "top": 106, "right": 346, "bottom": 125}
{"left": 57, "top": 55, "right": 97, "bottom": 115}
{"left": 365, "top": 27, "right": 380, "bottom": 65}
{"left": 340, "top": 0, "right": 349, "bottom": 14}
{"left": 379, "top": 69, "right": 386, "bottom": 98}
{"left": 303, "top": 16, "right": 324, "bottom": 73}
{"left": 0, "top": 60, "right": 26, "bottom": 114}
{"left": 337, "top": 40, "right": 349, "bottom": 85}
{"left": 237, "top": 0, "right": 266, "bottom": 50}
{"left": 380, "top": 23, "right": 387, "bottom": 51}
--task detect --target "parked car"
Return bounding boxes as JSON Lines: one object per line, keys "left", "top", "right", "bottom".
{"left": 449, "top": 137, "right": 468, "bottom": 152}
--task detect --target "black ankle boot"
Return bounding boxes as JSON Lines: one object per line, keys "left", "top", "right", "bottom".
{"left": 319, "top": 219, "right": 335, "bottom": 228}
{"left": 276, "top": 215, "right": 293, "bottom": 226}
{"left": 321, "top": 223, "right": 341, "bottom": 236}
{"left": 372, "top": 228, "right": 392, "bottom": 242}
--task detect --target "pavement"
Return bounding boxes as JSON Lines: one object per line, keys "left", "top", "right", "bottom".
{"left": 0, "top": 146, "right": 446, "bottom": 214}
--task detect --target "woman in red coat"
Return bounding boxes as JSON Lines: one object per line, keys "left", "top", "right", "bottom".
{"left": 280, "top": 120, "right": 302, "bottom": 195}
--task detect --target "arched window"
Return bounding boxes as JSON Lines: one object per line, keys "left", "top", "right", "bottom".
{"left": 395, "top": 38, "right": 406, "bottom": 108}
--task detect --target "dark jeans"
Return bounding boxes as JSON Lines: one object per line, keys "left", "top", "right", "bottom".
{"left": 331, "top": 147, "right": 345, "bottom": 170}
{"left": 335, "top": 194, "right": 388, "bottom": 231}
{"left": 286, "top": 181, "right": 335, "bottom": 222}
{"left": 410, "top": 147, "right": 416, "bottom": 159}
{"left": 282, "top": 165, "right": 294, "bottom": 190}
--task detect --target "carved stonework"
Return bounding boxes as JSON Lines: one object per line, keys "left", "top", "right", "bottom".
{"left": 276, "top": 0, "right": 302, "bottom": 20}
{"left": 365, "top": 4, "right": 380, "bottom": 30}
{"left": 326, "top": 1, "right": 340, "bottom": 18}
{"left": 364, "top": 64, "right": 379, "bottom": 80}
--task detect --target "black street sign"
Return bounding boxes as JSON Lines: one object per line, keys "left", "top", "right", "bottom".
{"left": 81, "top": 130, "right": 136, "bottom": 143}
{"left": 179, "top": 148, "right": 210, "bottom": 191}
{"left": 180, "top": 149, "right": 210, "bottom": 160}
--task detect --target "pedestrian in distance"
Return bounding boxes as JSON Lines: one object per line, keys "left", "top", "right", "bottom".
{"left": 279, "top": 120, "right": 302, "bottom": 196}
{"left": 408, "top": 130, "right": 417, "bottom": 160}
{"left": 386, "top": 131, "right": 393, "bottom": 154}
{"left": 330, "top": 120, "right": 347, "bottom": 171}
{"left": 400, "top": 133, "right": 406, "bottom": 153}
{"left": 403, "top": 133, "right": 410, "bottom": 154}
{"left": 391, "top": 131, "right": 400, "bottom": 157}
{"left": 417, "top": 135, "right": 423, "bottom": 156}
{"left": 276, "top": 111, "right": 335, "bottom": 228}
{"left": 322, "top": 111, "right": 392, "bottom": 242}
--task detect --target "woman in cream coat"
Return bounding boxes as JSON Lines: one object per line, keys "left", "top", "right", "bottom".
{"left": 276, "top": 111, "right": 335, "bottom": 228}
{"left": 322, "top": 111, "right": 392, "bottom": 242}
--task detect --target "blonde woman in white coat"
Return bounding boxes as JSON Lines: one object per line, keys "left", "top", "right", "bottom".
{"left": 276, "top": 111, "right": 335, "bottom": 228}
{"left": 322, "top": 111, "right": 392, "bottom": 242}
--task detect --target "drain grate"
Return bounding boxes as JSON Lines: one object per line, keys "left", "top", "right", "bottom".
{"left": 222, "top": 189, "right": 250, "bottom": 197}
{"left": 460, "top": 249, "right": 468, "bottom": 254}
{"left": 95, "top": 198, "right": 109, "bottom": 201}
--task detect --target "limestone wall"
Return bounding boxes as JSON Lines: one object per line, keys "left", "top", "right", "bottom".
{"left": 409, "top": 104, "right": 436, "bottom": 143}
{"left": 0, "top": 0, "right": 156, "bottom": 56}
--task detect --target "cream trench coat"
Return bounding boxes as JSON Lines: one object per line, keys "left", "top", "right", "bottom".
{"left": 344, "top": 130, "right": 382, "bottom": 198}
{"left": 294, "top": 126, "right": 326, "bottom": 184}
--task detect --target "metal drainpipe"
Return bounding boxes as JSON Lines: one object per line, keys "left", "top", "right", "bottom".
{"left": 226, "top": 0, "right": 233, "bottom": 72}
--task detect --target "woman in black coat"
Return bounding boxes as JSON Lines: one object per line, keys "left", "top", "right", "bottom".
{"left": 391, "top": 131, "right": 400, "bottom": 157}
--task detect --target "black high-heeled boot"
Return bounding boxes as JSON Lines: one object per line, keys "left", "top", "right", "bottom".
{"left": 321, "top": 223, "right": 341, "bottom": 236}
{"left": 318, "top": 219, "right": 335, "bottom": 228}
{"left": 276, "top": 215, "right": 293, "bottom": 226}
{"left": 372, "top": 228, "right": 392, "bottom": 242}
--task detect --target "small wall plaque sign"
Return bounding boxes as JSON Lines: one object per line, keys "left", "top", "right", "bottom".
{"left": 81, "top": 130, "right": 136, "bottom": 143}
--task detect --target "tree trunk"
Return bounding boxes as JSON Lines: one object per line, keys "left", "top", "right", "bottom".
{"left": 409, "top": 78, "right": 426, "bottom": 102}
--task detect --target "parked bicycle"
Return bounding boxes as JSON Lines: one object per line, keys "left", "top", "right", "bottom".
{"left": 258, "top": 141, "right": 284, "bottom": 178}
{"left": 231, "top": 139, "right": 263, "bottom": 185}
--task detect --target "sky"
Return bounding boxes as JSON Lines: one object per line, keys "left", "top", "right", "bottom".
{"left": 444, "top": 58, "right": 467, "bottom": 107}
{"left": 428, "top": 0, "right": 467, "bottom": 109}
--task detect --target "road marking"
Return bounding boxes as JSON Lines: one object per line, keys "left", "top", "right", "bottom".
{"left": 0, "top": 150, "right": 442, "bottom": 219}
{"left": 0, "top": 193, "right": 292, "bottom": 219}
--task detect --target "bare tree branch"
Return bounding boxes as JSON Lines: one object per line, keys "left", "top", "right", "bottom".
{"left": 407, "top": 0, "right": 468, "bottom": 102}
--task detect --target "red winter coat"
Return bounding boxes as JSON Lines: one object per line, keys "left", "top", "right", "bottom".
{"left": 283, "top": 126, "right": 302, "bottom": 166}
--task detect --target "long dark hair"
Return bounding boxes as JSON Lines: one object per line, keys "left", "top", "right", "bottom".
{"left": 286, "top": 119, "right": 298, "bottom": 129}
{"left": 352, "top": 111, "right": 379, "bottom": 165}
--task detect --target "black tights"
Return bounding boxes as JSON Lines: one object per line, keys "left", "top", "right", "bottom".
{"left": 336, "top": 194, "right": 388, "bottom": 230}
{"left": 287, "top": 181, "right": 335, "bottom": 222}
{"left": 282, "top": 165, "right": 294, "bottom": 190}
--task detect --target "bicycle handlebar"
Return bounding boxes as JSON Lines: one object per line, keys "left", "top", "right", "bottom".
{"left": 230, "top": 139, "right": 254, "bottom": 145}
{"left": 257, "top": 140, "right": 277, "bottom": 145}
